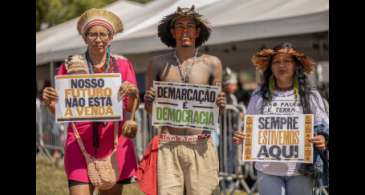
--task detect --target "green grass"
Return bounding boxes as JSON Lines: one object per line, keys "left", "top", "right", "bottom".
{"left": 36, "top": 155, "right": 68, "bottom": 195}
{"left": 36, "top": 155, "right": 250, "bottom": 195}
{"left": 36, "top": 155, "right": 144, "bottom": 195}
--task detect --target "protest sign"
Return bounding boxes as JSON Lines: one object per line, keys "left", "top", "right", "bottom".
{"left": 243, "top": 114, "right": 313, "bottom": 163}
{"left": 152, "top": 81, "right": 220, "bottom": 131}
{"left": 55, "top": 73, "right": 122, "bottom": 123}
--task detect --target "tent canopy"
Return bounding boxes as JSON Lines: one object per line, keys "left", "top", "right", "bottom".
{"left": 36, "top": 0, "right": 328, "bottom": 65}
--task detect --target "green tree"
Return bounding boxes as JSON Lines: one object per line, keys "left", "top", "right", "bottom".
{"left": 36, "top": 0, "right": 117, "bottom": 32}
{"left": 130, "top": 0, "right": 152, "bottom": 3}
{"left": 36, "top": 0, "right": 153, "bottom": 32}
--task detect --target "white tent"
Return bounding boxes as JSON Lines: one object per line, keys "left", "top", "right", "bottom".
{"left": 36, "top": 0, "right": 328, "bottom": 65}
{"left": 36, "top": 1, "right": 143, "bottom": 43}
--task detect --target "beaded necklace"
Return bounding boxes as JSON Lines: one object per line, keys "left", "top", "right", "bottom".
{"left": 85, "top": 46, "right": 111, "bottom": 73}
{"left": 84, "top": 46, "right": 113, "bottom": 153}
{"left": 174, "top": 48, "right": 199, "bottom": 83}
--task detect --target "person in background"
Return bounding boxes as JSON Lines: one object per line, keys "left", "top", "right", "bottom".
{"left": 221, "top": 68, "right": 243, "bottom": 190}
{"left": 223, "top": 68, "right": 239, "bottom": 105}
{"left": 236, "top": 72, "right": 256, "bottom": 107}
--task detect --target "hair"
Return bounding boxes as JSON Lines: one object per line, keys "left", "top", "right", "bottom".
{"left": 259, "top": 43, "right": 313, "bottom": 114}
{"left": 157, "top": 6, "right": 211, "bottom": 48}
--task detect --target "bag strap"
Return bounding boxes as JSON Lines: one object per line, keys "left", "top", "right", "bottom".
{"left": 71, "top": 122, "right": 119, "bottom": 160}
{"left": 112, "top": 122, "right": 118, "bottom": 153}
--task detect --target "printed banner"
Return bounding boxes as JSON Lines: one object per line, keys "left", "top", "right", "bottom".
{"left": 152, "top": 81, "right": 220, "bottom": 131}
{"left": 55, "top": 73, "right": 123, "bottom": 123}
{"left": 243, "top": 114, "right": 313, "bottom": 163}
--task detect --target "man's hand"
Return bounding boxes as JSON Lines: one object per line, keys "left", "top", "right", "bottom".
{"left": 144, "top": 87, "right": 156, "bottom": 104}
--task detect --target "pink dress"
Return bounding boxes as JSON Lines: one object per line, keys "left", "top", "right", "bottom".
{"left": 58, "top": 55, "right": 138, "bottom": 182}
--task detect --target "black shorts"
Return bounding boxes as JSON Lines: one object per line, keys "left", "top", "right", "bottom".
{"left": 68, "top": 178, "right": 133, "bottom": 188}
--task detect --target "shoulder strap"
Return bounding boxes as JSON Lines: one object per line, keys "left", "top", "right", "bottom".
{"left": 71, "top": 122, "right": 119, "bottom": 160}
{"left": 71, "top": 123, "right": 92, "bottom": 160}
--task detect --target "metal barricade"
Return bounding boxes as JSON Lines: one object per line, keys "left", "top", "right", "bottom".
{"left": 35, "top": 102, "right": 152, "bottom": 161}
{"left": 134, "top": 103, "right": 158, "bottom": 160}
{"left": 36, "top": 101, "right": 328, "bottom": 195}
{"left": 218, "top": 105, "right": 258, "bottom": 195}
{"left": 36, "top": 100, "right": 65, "bottom": 159}
{"left": 131, "top": 103, "right": 258, "bottom": 194}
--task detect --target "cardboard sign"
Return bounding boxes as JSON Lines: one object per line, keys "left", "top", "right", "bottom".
{"left": 243, "top": 114, "right": 313, "bottom": 163}
{"left": 152, "top": 81, "right": 220, "bottom": 131}
{"left": 55, "top": 73, "right": 122, "bottom": 122}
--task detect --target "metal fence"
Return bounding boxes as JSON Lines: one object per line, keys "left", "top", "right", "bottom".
{"left": 36, "top": 100, "right": 66, "bottom": 159}
{"left": 36, "top": 101, "right": 328, "bottom": 195}
{"left": 218, "top": 105, "right": 258, "bottom": 195}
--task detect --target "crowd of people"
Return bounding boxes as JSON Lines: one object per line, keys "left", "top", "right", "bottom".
{"left": 39, "top": 5, "right": 329, "bottom": 195}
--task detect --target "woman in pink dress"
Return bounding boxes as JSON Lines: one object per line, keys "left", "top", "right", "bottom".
{"left": 42, "top": 8, "right": 139, "bottom": 195}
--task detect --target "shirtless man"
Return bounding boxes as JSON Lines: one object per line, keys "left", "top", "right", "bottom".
{"left": 143, "top": 6, "right": 225, "bottom": 195}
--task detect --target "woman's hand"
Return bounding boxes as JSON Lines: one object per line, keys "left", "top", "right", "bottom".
{"left": 216, "top": 92, "right": 226, "bottom": 110}
{"left": 309, "top": 135, "right": 326, "bottom": 151}
{"left": 42, "top": 87, "right": 58, "bottom": 106}
{"left": 233, "top": 131, "right": 246, "bottom": 144}
{"left": 42, "top": 87, "right": 57, "bottom": 114}
{"left": 119, "top": 81, "right": 138, "bottom": 99}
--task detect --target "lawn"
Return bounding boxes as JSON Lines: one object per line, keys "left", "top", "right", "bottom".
{"left": 36, "top": 155, "right": 144, "bottom": 195}
{"left": 36, "top": 155, "right": 249, "bottom": 195}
